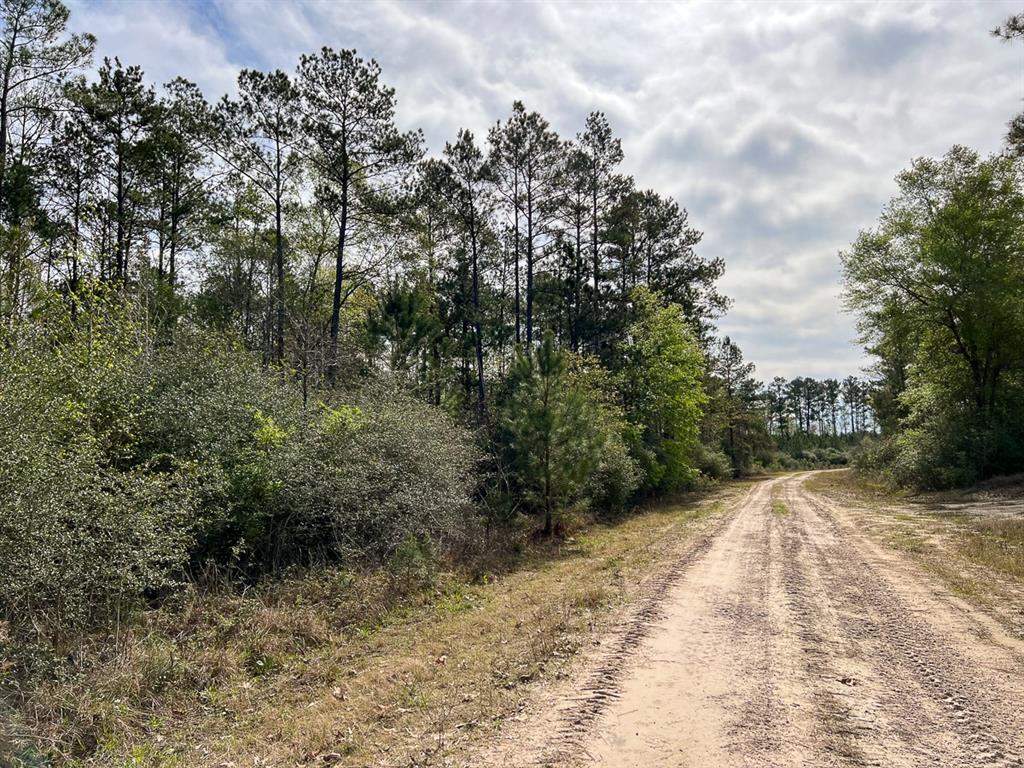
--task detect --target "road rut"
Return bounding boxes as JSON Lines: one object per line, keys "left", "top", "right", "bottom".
{"left": 490, "top": 472, "right": 1024, "bottom": 767}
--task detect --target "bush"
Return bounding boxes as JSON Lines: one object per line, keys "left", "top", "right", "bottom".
{"left": 693, "top": 444, "right": 733, "bottom": 480}
{"left": 866, "top": 382, "right": 982, "bottom": 489}
{"left": 387, "top": 533, "right": 438, "bottom": 592}
{"left": 0, "top": 290, "right": 480, "bottom": 676}
{"left": 587, "top": 430, "right": 642, "bottom": 513}
{"left": 0, "top": 296, "right": 197, "bottom": 665}
{"left": 277, "top": 384, "right": 479, "bottom": 562}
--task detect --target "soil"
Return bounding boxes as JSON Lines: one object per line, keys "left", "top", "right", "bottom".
{"left": 481, "top": 471, "right": 1024, "bottom": 767}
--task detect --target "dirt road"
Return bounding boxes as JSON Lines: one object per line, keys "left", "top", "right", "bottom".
{"left": 487, "top": 472, "right": 1024, "bottom": 767}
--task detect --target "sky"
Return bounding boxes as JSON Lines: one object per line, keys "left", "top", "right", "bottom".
{"left": 67, "top": 0, "right": 1024, "bottom": 380}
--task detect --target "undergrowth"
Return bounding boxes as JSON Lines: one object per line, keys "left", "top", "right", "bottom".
{"left": 1, "top": 486, "right": 741, "bottom": 768}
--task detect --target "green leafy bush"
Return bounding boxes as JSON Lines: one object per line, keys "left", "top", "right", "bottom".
{"left": 0, "top": 293, "right": 197, "bottom": 665}
{"left": 0, "top": 289, "right": 479, "bottom": 676}
{"left": 693, "top": 444, "right": 733, "bottom": 480}
{"left": 277, "top": 384, "right": 479, "bottom": 562}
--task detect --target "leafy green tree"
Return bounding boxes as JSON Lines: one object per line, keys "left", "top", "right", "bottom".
{"left": 860, "top": 299, "right": 914, "bottom": 434}
{"left": 619, "top": 288, "right": 706, "bottom": 491}
{"left": 843, "top": 147, "right": 1024, "bottom": 421}
{"left": 843, "top": 146, "right": 1024, "bottom": 485}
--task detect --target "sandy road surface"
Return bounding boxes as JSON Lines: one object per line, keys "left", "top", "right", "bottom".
{"left": 487, "top": 472, "right": 1024, "bottom": 768}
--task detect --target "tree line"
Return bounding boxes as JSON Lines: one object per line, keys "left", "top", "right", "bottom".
{"left": 0, "top": 16, "right": 727, "bottom": 391}
{"left": 0, "top": 0, "right": 872, "bottom": 685}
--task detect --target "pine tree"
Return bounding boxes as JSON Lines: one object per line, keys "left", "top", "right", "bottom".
{"left": 215, "top": 68, "right": 301, "bottom": 361}
{"left": 150, "top": 77, "right": 213, "bottom": 288}
{"left": 298, "top": 47, "right": 422, "bottom": 382}
{"left": 0, "top": 0, "right": 93, "bottom": 204}
{"left": 442, "top": 129, "right": 493, "bottom": 419}
{"left": 577, "top": 111, "right": 622, "bottom": 349}
{"left": 66, "top": 58, "right": 158, "bottom": 282}
{"left": 488, "top": 102, "right": 561, "bottom": 345}
{"left": 504, "top": 331, "right": 602, "bottom": 535}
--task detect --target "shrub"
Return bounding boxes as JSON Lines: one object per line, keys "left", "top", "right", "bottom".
{"left": 387, "top": 534, "right": 438, "bottom": 592}
{"left": 0, "top": 290, "right": 480, "bottom": 677}
{"left": 277, "top": 383, "right": 479, "bottom": 562}
{"left": 693, "top": 444, "right": 733, "bottom": 480}
{"left": 0, "top": 296, "right": 198, "bottom": 666}
{"left": 587, "top": 430, "right": 642, "bottom": 513}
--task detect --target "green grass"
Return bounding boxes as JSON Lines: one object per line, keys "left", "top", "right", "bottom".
{"left": 885, "top": 529, "right": 926, "bottom": 554}
{"left": 957, "top": 519, "right": 1024, "bottom": 581}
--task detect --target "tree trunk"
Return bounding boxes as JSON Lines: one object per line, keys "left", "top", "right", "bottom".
{"left": 526, "top": 181, "right": 534, "bottom": 345}
{"left": 470, "top": 207, "right": 486, "bottom": 419}
{"left": 116, "top": 151, "right": 126, "bottom": 280}
{"left": 513, "top": 174, "right": 521, "bottom": 345}
{"left": 0, "top": 26, "right": 18, "bottom": 193}
{"left": 572, "top": 210, "right": 582, "bottom": 351}
{"left": 327, "top": 175, "right": 349, "bottom": 384}
{"left": 543, "top": 447, "right": 552, "bottom": 537}
{"left": 274, "top": 196, "right": 285, "bottom": 360}
{"left": 590, "top": 163, "right": 600, "bottom": 352}
{"left": 169, "top": 165, "right": 180, "bottom": 287}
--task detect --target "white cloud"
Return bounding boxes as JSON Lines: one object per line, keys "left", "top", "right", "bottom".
{"left": 69, "top": 0, "right": 1024, "bottom": 379}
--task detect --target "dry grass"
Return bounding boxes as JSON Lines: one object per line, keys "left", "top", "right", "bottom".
{"left": 802, "top": 468, "right": 908, "bottom": 502}
{"left": 956, "top": 519, "right": 1024, "bottom": 581}
{"left": 3, "top": 484, "right": 744, "bottom": 768}
{"left": 806, "top": 470, "right": 1024, "bottom": 596}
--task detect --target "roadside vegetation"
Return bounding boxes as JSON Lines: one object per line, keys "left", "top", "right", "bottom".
{"left": 807, "top": 471, "right": 1024, "bottom": 615}
{"left": 2, "top": 478, "right": 739, "bottom": 767}
{"left": 19, "top": 0, "right": 1022, "bottom": 763}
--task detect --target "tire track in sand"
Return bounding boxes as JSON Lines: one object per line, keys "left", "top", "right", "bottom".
{"left": 481, "top": 472, "right": 1024, "bottom": 767}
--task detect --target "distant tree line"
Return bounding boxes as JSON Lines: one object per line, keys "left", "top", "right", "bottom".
{"left": 700, "top": 334, "right": 874, "bottom": 476}
{"left": 762, "top": 375, "right": 873, "bottom": 439}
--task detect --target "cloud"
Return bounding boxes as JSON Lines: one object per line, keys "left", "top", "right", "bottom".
{"left": 69, "top": 0, "right": 1024, "bottom": 379}
{"left": 68, "top": 0, "right": 238, "bottom": 96}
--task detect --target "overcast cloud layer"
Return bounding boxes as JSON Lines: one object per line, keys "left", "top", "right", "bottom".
{"left": 68, "top": 0, "right": 1023, "bottom": 380}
